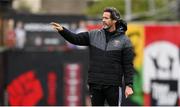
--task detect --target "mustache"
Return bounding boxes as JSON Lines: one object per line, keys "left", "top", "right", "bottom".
{"left": 102, "top": 23, "right": 108, "bottom": 27}
{"left": 102, "top": 21, "right": 107, "bottom": 24}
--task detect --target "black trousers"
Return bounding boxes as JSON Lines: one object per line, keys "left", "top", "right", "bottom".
{"left": 88, "top": 83, "right": 122, "bottom": 106}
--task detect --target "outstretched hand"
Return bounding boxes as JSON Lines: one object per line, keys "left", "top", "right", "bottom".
{"left": 50, "top": 22, "right": 63, "bottom": 31}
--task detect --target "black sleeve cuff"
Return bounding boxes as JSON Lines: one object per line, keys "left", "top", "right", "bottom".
{"left": 125, "top": 83, "right": 133, "bottom": 89}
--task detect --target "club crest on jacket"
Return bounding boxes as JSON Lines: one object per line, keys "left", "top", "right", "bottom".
{"left": 113, "top": 40, "right": 121, "bottom": 47}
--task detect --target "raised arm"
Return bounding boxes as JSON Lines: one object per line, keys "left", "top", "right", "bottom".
{"left": 51, "top": 22, "right": 90, "bottom": 46}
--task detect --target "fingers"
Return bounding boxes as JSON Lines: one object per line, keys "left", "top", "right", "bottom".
{"left": 125, "top": 87, "right": 133, "bottom": 98}
{"left": 125, "top": 93, "right": 129, "bottom": 98}
{"left": 51, "top": 26, "right": 59, "bottom": 32}
{"left": 125, "top": 89, "right": 133, "bottom": 98}
{"left": 125, "top": 91, "right": 133, "bottom": 98}
{"left": 50, "top": 22, "right": 61, "bottom": 27}
{"left": 50, "top": 22, "right": 63, "bottom": 31}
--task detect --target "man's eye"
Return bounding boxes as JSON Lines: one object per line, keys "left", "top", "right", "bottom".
{"left": 102, "top": 17, "right": 109, "bottom": 20}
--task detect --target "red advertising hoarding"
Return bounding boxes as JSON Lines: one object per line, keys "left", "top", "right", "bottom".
{"left": 144, "top": 25, "right": 180, "bottom": 106}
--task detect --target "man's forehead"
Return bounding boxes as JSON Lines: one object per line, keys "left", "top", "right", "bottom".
{"left": 103, "top": 12, "right": 111, "bottom": 17}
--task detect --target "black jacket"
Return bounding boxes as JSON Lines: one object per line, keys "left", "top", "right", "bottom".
{"left": 58, "top": 27, "right": 135, "bottom": 87}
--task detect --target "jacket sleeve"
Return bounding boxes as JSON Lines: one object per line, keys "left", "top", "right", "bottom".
{"left": 58, "top": 27, "right": 90, "bottom": 46}
{"left": 121, "top": 38, "right": 135, "bottom": 87}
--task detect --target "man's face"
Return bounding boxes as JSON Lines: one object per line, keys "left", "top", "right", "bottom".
{"left": 102, "top": 12, "right": 116, "bottom": 30}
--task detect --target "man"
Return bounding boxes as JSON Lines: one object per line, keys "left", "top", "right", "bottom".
{"left": 51, "top": 7, "right": 135, "bottom": 106}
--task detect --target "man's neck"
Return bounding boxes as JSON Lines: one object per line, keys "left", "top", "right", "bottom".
{"left": 108, "top": 25, "right": 116, "bottom": 32}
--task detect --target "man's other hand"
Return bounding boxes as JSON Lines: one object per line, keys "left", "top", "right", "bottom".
{"left": 125, "top": 85, "right": 133, "bottom": 98}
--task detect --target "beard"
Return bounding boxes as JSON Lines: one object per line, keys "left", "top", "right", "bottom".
{"left": 103, "top": 24, "right": 111, "bottom": 30}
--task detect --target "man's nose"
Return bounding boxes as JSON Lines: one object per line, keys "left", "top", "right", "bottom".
{"left": 102, "top": 19, "right": 106, "bottom": 22}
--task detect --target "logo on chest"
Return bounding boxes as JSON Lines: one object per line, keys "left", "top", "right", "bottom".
{"left": 113, "top": 40, "right": 121, "bottom": 47}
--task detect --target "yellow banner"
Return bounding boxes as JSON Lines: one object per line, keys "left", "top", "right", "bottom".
{"left": 126, "top": 24, "right": 144, "bottom": 71}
